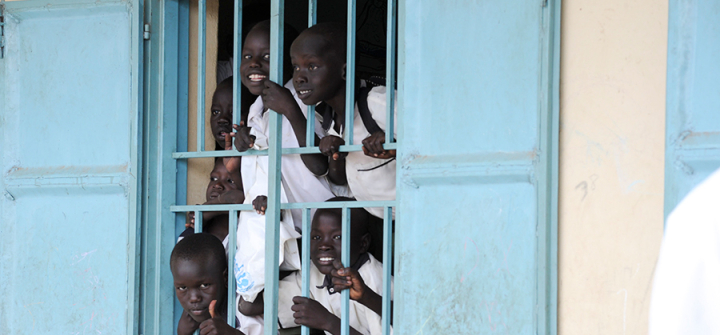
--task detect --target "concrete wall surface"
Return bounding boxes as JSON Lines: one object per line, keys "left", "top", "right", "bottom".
{"left": 559, "top": 0, "right": 667, "bottom": 333}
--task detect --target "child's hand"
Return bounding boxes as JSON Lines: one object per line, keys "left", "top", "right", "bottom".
{"left": 252, "top": 195, "right": 268, "bottom": 215}
{"left": 228, "top": 122, "right": 256, "bottom": 152}
{"left": 261, "top": 80, "right": 297, "bottom": 116}
{"left": 185, "top": 209, "right": 197, "bottom": 229}
{"left": 319, "top": 135, "right": 347, "bottom": 161}
{"left": 177, "top": 310, "right": 201, "bottom": 335}
{"left": 198, "top": 300, "right": 236, "bottom": 335}
{"left": 361, "top": 131, "right": 396, "bottom": 159}
{"left": 330, "top": 260, "right": 368, "bottom": 302}
{"left": 291, "top": 296, "right": 335, "bottom": 331}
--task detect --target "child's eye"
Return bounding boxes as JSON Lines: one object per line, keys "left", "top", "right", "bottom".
{"left": 210, "top": 177, "right": 218, "bottom": 181}
{"left": 309, "top": 65, "right": 318, "bottom": 71}
{"left": 333, "top": 235, "right": 341, "bottom": 240}
{"left": 311, "top": 235, "right": 320, "bottom": 240}
{"left": 263, "top": 54, "right": 270, "bottom": 60}
{"left": 212, "top": 110, "right": 220, "bottom": 116}
{"left": 227, "top": 179, "right": 234, "bottom": 184}
{"left": 292, "top": 66, "right": 299, "bottom": 72}
{"left": 243, "top": 54, "right": 251, "bottom": 60}
{"left": 176, "top": 286, "right": 187, "bottom": 291}
{"left": 200, "top": 283, "right": 210, "bottom": 289}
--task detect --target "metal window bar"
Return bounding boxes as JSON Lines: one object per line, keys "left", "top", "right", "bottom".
{"left": 196, "top": 0, "right": 206, "bottom": 152}
{"left": 177, "top": 0, "right": 397, "bottom": 333}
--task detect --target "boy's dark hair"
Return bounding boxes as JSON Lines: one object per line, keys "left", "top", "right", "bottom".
{"left": 317, "top": 196, "right": 371, "bottom": 237}
{"left": 302, "top": 22, "right": 347, "bottom": 62}
{"left": 170, "top": 232, "right": 227, "bottom": 271}
{"left": 216, "top": 76, "right": 233, "bottom": 93}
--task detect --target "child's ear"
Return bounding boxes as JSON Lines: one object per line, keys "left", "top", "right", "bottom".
{"left": 341, "top": 64, "right": 347, "bottom": 81}
{"left": 360, "top": 232, "right": 371, "bottom": 254}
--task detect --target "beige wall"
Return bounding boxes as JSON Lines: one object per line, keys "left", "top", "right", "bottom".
{"left": 187, "top": 0, "right": 219, "bottom": 205}
{"left": 559, "top": 0, "right": 667, "bottom": 334}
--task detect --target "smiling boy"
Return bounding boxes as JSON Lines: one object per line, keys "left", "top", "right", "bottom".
{"left": 288, "top": 197, "right": 392, "bottom": 335}
{"left": 289, "top": 23, "right": 397, "bottom": 220}
{"left": 171, "top": 233, "right": 244, "bottom": 335}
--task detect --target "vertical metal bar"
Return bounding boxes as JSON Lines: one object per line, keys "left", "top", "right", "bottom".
{"left": 300, "top": 208, "right": 311, "bottom": 335}
{"left": 264, "top": 1, "right": 284, "bottom": 334}
{"left": 197, "top": 0, "right": 207, "bottom": 151}
{"left": 344, "top": 0, "right": 357, "bottom": 146}
{"left": 194, "top": 211, "right": 203, "bottom": 233}
{"left": 304, "top": 0, "right": 317, "bottom": 147}
{"left": 227, "top": 209, "right": 238, "bottom": 327}
{"left": 308, "top": 0, "right": 316, "bottom": 26}
{"left": 382, "top": 206, "right": 393, "bottom": 334}
{"left": 384, "top": 0, "right": 396, "bottom": 145}
{"left": 341, "top": 207, "right": 351, "bottom": 335}
{"left": 232, "top": 0, "right": 243, "bottom": 151}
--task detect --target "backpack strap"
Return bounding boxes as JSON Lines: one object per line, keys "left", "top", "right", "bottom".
{"left": 356, "top": 86, "right": 383, "bottom": 135}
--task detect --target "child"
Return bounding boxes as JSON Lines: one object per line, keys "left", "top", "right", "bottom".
{"left": 181, "top": 158, "right": 244, "bottom": 254}
{"left": 171, "top": 233, "right": 244, "bottom": 335}
{"left": 210, "top": 77, "right": 237, "bottom": 150}
{"left": 224, "top": 20, "right": 338, "bottom": 311}
{"left": 240, "top": 197, "right": 392, "bottom": 335}
{"left": 287, "top": 197, "right": 392, "bottom": 335}
{"left": 289, "top": 23, "right": 397, "bottom": 220}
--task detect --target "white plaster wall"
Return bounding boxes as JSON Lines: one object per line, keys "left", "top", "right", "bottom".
{"left": 559, "top": 0, "right": 667, "bottom": 333}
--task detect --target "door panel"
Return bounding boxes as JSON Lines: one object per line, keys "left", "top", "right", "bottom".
{"left": 396, "top": 0, "right": 559, "bottom": 333}
{"left": 665, "top": 0, "right": 720, "bottom": 217}
{"left": 0, "top": 2, "right": 140, "bottom": 334}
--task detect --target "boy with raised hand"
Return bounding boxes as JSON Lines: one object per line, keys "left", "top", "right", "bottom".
{"left": 290, "top": 197, "right": 392, "bottom": 335}
{"left": 289, "top": 23, "right": 397, "bottom": 220}
{"left": 171, "top": 233, "right": 244, "bottom": 335}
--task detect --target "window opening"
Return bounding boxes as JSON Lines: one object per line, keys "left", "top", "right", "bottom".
{"left": 170, "top": 0, "right": 398, "bottom": 334}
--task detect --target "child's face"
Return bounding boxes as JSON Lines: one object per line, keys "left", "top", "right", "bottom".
{"left": 240, "top": 28, "right": 270, "bottom": 96}
{"left": 206, "top": 160, "right": 241, "bottom": 201}
{"left": 309, "top": 211, "right": 367, "bottom": 275}
{"left": 290, "top": 34, "right": 345, "bottom": 106}
{"left": 210, "top": 86, "right": 233, "bottom": 148}
{"left": 172, "top": 257, "right": 226, "bottom": 323}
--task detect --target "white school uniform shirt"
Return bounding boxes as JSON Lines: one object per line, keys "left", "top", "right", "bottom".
{"left": 324, "top": 85, "right": 397, "bottom": 219}
{"left": 649, "top": 168, "right": 720, "bottom": 334}
{"left": 234, "top": 80, "right": 336, "bottom": 303}
{"left": 278, "top": 253, "right": 393, "bottom": 335}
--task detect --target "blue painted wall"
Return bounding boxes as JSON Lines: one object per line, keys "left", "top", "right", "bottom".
{"left": 665, "top": 0, "right": 720, "bottom": 217}
{"left": 0, "top": 1, "right": 141, "bottom": 333}
{"left": 395, "top": 0, "right": 559, "bottom": 334}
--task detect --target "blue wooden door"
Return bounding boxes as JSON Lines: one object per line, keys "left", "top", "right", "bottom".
{"left": 0, "top": 0, "right": 142, "bottom": 333}
{"left": 395, "top": 1, "right": 560, "bottom": 334}
{"left": 664, "top": 0, "right": 720, "bottom": 217}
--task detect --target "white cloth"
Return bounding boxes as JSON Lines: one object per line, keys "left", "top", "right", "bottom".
{"left": 649, "top": 168, "right": 720, "bottom": 334}
{"left": 278, "top": 254, "right": 393, "bottom": 335}
{"left": 234, "top": 80, "right": 336, "bottom": 303}
{"left": 236, "top": 274, "right": 301, "bottom": 335}
{"left": 325, "top": 85, "right": 397, "bottom": 219}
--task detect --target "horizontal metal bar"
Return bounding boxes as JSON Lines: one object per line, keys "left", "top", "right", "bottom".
{"left": 172, "top": 143, "right": 398, "bottom": 159}
{"left": 170, "top": 200, "right": 396, "bottom": 212}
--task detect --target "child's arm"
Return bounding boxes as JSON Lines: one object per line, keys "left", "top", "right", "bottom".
{"left": 199, "top": 300, "right": 245, "bottom": 335}
{"left": 177, "top": 310, "right": 201, "bottom": 335}
{"left": 330, "top": 260, "right": 388, "bottom": 319}
{"left": 238, "top": 293, "right": 264, "bottom": 316}
{"left": 223, "top": 123, "right": 254, "bottom": 174}
{"left": 291, "top": 296, "right": 363, "bottom": 335}
{"left": 261, "top": 80, "right": 329, "bottom": 176}
{"left": 319, "top": 136, "right": 348, "bottom": 185}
